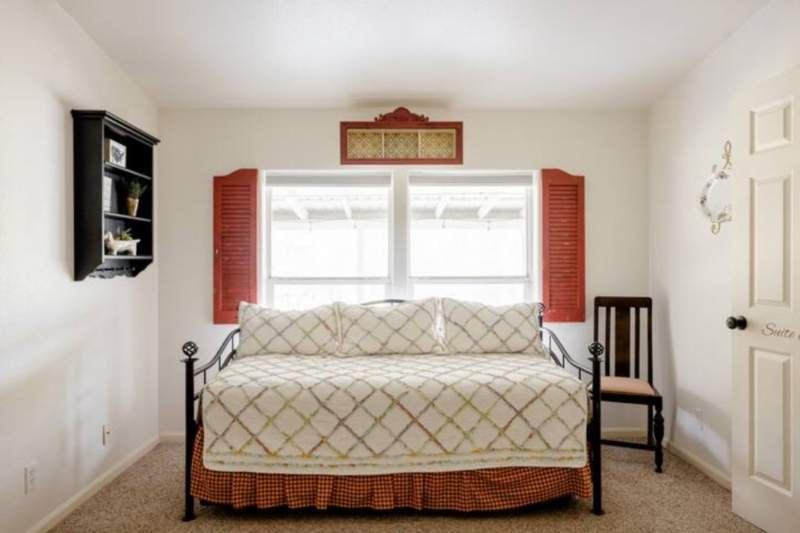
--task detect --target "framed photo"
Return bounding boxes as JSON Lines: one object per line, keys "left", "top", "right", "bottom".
{"left": 105, "top": 139, "right": 127, "bottom": 167}
{"left": 102, "top": 176, "right": 113, "bottom": 212}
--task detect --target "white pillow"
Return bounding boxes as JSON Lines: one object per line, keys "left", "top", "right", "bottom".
{"left": 237, "top": 302, "right": 339, "bottom": 357}
{"left": 337, "top": 299, "right": 444, "bottom": 356}
{"left": 440, "top": 298, "right": 545, "bottom": 355}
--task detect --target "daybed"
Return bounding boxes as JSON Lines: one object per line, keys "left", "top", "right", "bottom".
{"left": 180, "top": 298, "right": 604, "bottom": 520}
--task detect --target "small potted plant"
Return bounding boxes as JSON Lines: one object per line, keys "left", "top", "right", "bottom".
{"left": 123, "top": 178, "right": 148, "bottom": 217}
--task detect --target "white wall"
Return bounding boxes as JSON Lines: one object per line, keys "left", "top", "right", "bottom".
{"left": 1, "top": 0, "right": 795, "bottom": 527}
{"left": 0, "top": 1, "right": 159, "bottom": 532}
{"left": 648, "top": 0, "right": 800, "bottom": 481}
{"left": 157, "top": 108, "right": 649, "bottom": 434}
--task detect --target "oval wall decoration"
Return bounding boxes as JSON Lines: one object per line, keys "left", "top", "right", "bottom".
{"left": 340, "top": 107, "right": 463, "bottom": 164}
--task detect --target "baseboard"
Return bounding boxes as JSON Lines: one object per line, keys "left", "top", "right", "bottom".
{"left": 24, "top": 428, "right": 728, "bottom": 532}
{"left": 159, "top": 432, "right": 185, "bottom": 444}
{"left": 23, "top": 426, "right": 729, "bottom": 532}
{"left": 666, "top": 441, "right": 730, "bottom": 490}
{"left": 27, "top": 435, "right": 159, "bottom": 533}
{"left": 601, "top": 428, "right": 729, "bottom": 488}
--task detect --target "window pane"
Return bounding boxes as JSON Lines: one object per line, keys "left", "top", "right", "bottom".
{"left": 272, "top": 284, "right": 386, "bottom": 309}
{"left": 410, "top": 185, "right": 528, "bottom": 277}
{"left": 412, "top": 283, "right": 526, "bottom": 305}
{"left": 270, "top": 186, "right": 389, "bottom": 278}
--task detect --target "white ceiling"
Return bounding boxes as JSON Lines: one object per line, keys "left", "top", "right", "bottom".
{"left": 59, "top": 0, "right": 766, "bottom": 109}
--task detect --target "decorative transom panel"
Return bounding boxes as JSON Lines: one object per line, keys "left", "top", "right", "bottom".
{"left": 420, "top": 130, "right": 456, "bottom": 158}
{"left": 237, "top": 302, "right": 339, "bottom": 356}
{"left": 441, "top": 298, "right": 545, "bottom": 354}
{"left": 337, "top": 300, "right": 443, "bottom": 356}
{"left": 202, "top": 353, "right": 587, "bottom": 474}
{"left": 346, "top": 130, "right": 382, "bottom": 159}
{"left": 384, "top": 131, "right": 418, "bottom": 159}
{"left": 341, "top": 107, "right": 463, "bottom": 164}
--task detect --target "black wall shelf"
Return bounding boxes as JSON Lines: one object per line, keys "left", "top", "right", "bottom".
{"left": 104, "top": 212, "right": 152, "bottom": 223}
{"left": 72, "top": 110, "right": 160, "bottom": 280}
{"left": 104, "top": 255, "right": 154, "bottom": 261}
{"left": 104, "top": 162, "right": 152, "bottom": 181}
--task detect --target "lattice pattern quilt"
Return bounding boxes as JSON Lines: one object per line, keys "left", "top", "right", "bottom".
{"left": 202, "top": 354, "right": 588, "bottom": 475}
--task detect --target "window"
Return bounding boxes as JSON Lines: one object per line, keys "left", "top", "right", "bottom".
{"left": 263, "top": 170, "right": 538, "bottom": 309}
{"left": 408, "top": 173, "right": 536, "bottom": 305}
{"left": 218, "top": 168, "right": 582, "bottom": 322}
{"left": 265, "top": 172, "right": 391, "bottom": 309}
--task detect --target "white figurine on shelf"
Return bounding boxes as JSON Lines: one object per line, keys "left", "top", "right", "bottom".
{"left": 104, "top": 230, "right": 140, "bottom": 256}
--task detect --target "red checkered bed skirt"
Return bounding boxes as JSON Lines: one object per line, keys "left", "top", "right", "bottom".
{"left": 190, "top": 427, "right": 592, "bottom": 511}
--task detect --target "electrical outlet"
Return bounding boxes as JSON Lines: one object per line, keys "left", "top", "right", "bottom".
{"left": 24, "top": 463, "right": 36, "bottom": 494}
{"left": 102, "top": 424, "right": 112, "bottom": 446}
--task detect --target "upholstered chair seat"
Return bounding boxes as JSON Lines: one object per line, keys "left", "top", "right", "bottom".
{"left": 600, "top": 376, "right": 657, "bottom": 397}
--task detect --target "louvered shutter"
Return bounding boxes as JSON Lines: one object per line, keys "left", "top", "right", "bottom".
{"left": 541, "top": 169, "right": 585, "bottom": 322}
{"left": 214, "top": 169, "right": 259, "bottom": 324}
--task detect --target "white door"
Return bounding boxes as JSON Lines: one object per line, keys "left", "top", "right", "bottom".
{"left": 732, "top": 66, "right": 800, "bottom": 533}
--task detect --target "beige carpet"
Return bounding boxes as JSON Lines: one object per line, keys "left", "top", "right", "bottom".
{"left": 51, "top": 443, "right": 759, "bottom": 533}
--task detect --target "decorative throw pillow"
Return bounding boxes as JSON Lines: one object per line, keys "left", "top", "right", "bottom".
{"left": 237, "top": 302, "right": 339, "bottom": 357}
{"left": 337, "top": 299, "right": 444, "bottom": 356}
{"left": 440, "top": 298, "right": 546, "bottom": 355}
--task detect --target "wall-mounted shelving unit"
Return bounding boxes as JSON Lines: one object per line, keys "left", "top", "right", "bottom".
{"left": 72, "top": 110, "right": 160, "bottom": 280}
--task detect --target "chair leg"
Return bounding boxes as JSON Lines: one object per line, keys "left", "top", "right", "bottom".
{"left": 653, "top": 400, "right": 664, "bottom": 473}
{"left": 647, "top": 405, "right": 654, "bottom": 446}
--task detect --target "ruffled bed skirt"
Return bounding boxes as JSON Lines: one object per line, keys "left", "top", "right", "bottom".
{"left": 191, "top": 427, "right": 592, "bottom": 511}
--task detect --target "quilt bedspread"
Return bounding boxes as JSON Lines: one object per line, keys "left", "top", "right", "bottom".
{"left": 202, "top": 354, "right": 588, "bottom": 475}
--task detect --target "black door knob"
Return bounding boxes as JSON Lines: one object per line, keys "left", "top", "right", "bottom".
{"left": 726, "top": 316, "right": 747, "bottom": 330}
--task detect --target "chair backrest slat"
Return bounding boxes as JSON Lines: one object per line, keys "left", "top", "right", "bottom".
{"left": 594, "top": 296, "right": 653, "bottom": 384}
{"left": 604, "top": 306, "right": 611, "bottom": 375}
{"left": 634, "top": 307, "right": 641, "bottom": 379}
{"left": 614, "top": 307, "right": 631, "bottom": 377}
{"left": 647, "top": 305, "right": 653, "bottom": 384}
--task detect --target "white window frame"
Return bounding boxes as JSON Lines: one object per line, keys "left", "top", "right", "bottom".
{"left": 405, "top": 170, "right": 540, "bottom": 302}
{"left": 262, "top": 170, "right": 394, "bottom": 307}
{"left": 260, "top": 169, "right": 540, "bottom": 307}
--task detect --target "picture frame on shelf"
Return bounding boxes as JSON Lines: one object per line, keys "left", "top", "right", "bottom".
{"left": 105, "top": 138, "right": 127, "bottom": 167}
{"left": 102, "top": 176, "right": 113, "bottom": 212}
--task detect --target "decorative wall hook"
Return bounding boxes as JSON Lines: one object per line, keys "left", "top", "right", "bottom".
{"left": 699, "top": 140, "right": 733, "bottom": 235}
{"left": 720, "top": 140, "right": 733, "bottom": 171}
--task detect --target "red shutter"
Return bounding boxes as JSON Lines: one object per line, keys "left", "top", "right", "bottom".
{"left": 214, "top": 169, "right": 259, "bottom": 324}
{"left": 541, "top": 169, "right": 585, "bottom": 322}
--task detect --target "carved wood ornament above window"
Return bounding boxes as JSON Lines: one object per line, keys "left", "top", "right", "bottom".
{"left": 341, "top": 107, "right": 463, "bottom": 165}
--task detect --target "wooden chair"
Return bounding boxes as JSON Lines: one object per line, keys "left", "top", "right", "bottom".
{"left": 593, "top": 296, "right": 664, "bottom": 472}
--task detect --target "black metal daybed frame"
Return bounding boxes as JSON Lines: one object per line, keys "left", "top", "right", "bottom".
{"left": 180, "top": 300, "right": 605, "bottom": 521}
